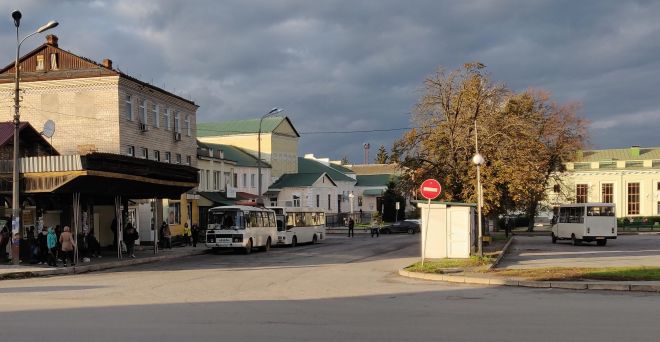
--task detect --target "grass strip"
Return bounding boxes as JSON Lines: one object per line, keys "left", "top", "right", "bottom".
{"left": 406, "top": 256, "right": 493, "bottom": 273}
{"left": 494, "top": 267, "right": 660, "bottom": 281}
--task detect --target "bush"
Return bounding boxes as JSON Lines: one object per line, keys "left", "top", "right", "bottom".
{"left": 618, "top": 216, "right": 660, "bottom": 226}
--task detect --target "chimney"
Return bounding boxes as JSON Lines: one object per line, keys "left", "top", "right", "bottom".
{"left": 102, "top": 58, "right": 113, "bottom": 69}
{"left": 46, "top": 34, "right": 58, "bottom": 47}
{"left": 630, "top": 145, "right": 640, "bottom": 158}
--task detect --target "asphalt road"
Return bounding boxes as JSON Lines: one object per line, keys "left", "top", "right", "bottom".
{"left": 500, "top": 234, "right": 660, "bottom": 269}
{"left": 0, "top": 235, "right": 659, "bottom": 342}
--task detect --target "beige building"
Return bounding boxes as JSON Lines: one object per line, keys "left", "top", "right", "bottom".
{"left": 197, "top": 116, "right": 299, "bottom": 183}
{"left": 548, "top": 146, "right": 660, "bottom": 218}
{"left": 0, "top": 35, "right": 200, "bottom": 238}
{"left": 0, "top": 35, "right": 198, "bottom": 167}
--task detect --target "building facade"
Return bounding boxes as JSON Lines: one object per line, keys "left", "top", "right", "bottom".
{"left": 548, "top": 146, "right": 660, "bottom": 218}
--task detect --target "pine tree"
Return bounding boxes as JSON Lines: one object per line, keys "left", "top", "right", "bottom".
{"left": 375, "top": 145, "right": 389, "bottom": 164}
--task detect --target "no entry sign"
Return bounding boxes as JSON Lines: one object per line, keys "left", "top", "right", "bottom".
{"left": 420, "top": 179, "right": 442, "bottom": 200}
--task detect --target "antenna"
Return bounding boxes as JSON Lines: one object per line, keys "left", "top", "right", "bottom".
{"left": 42, "top": 119, "right": 56, "bottom": 138}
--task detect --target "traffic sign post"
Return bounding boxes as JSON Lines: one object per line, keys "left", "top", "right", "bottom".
{"left": 420, "top": 179, "right": 441, "bottom": 266}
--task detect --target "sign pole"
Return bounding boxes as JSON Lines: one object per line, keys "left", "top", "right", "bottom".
{"left": 422, "top": 198, "right": 431, "bottom": 266}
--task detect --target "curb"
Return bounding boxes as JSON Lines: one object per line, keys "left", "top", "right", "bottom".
{"left": 489, "top": 236, "right": 514, "bottom": 270}
{"left": 398, "top": 269, "right": 660, "bottom": 293}
{"left": 0, "top": 248, "right": 209, "bottom": 281}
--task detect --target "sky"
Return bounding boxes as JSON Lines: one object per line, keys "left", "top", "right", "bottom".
{"left": 1, "top": 0, "right": 659, "bottom": 163}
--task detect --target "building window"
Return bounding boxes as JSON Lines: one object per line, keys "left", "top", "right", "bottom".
{"left": 602, "top": 183, "right": 613, "bottom": 203}
{"left": 270, "top": 197, "right": 278, "bottom": 206}
{"left": 576, "top": 184, "right": 588, "bottom": 203}
{"left": 138, "top": 99, "right": 147, "bottom": 124}
{"left": 293, "top": 195, "right": 301, "bottom": 207}
{"left": 553, "top": 184, "right": 561, "bottom": 193}
{"left": 328, "top": 194, "right": 331, "bottom": 210}
{"left": 175, "top": 153, "right": 182, "bottom": 164}
{"left": 174, "top": 111, "right": 181, "bottom": 133}
{"left": 233, "top": 173, "right": 238, "bottom": 188}
{"left": 224, "top": 172, "right": 231, "bottom": 189}
{"left": 657, "top": 201, "right": 660, "bottom": 215}
{"left": 151, "top": 103, "right": 160, "bottom": 128}
{"left": 251, "top": 174, "right": 255, "bottom": 188}
{"left": 140, "top": 147, "right": 148, "bottom": 159}
{"left": 316, "top": 194, "right": 320, "bottom": 207}
{"left": 164, "top": 152, "right": 171, "bottom": 163}
{"left": 358, "top": 196, "right": 363, "bottom": 206}
{"left": 214, "top": 171, "right": 220, "bottom": 190}
{"left": 164, "top": 108, "right": 172, "bottom": 130}
{"left": 167, "top": 201, "right": 181, "bottom": 225}
{"left": 628, "top": 183, "right": 640, "bottom": 215}
{"left": 125, "top": 94, "right": 133, "bottom": 121}
{"left": 36, "top": 55, "right": 44, "bottom": 70}
{"left": 185, "top": 115, "right": 191, "bottom": 136}
{"left": 206, "top": 170, "right": 211, "bottom": 190}
{"left": 242, "top": 173, "right": 247, "bottom": 187}
{"left": 154, "top": 150, "right": 160, "bottom": 161}
{"left": 50, "top": 53, "right": 58, "bottom": 70}
{"left": 126, "top": 145, "right": 135, "bottom": 157}
{"left": 186, "top": 155, "right": 192, "bottom": 165}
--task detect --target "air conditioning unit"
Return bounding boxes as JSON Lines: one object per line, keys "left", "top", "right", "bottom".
{"left": 174, "top": 132, "right": 182, "bottom": 141}
{"left": 139, "top": 122, "right": 148, "bottom": 132}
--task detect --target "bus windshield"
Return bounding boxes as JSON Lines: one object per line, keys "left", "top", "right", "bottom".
{"left": 209, "top": 210, "right": 243, "bottom": 229}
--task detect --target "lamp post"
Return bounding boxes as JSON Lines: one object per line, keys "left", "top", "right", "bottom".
{"left": 11, "top": 10, "right": 58, "bottom": 265}
{"left": 257, "top": 107, "right": 282, "bottom": 204}
{"left": 472, "top": 120, "right": 485, "bottom": 257}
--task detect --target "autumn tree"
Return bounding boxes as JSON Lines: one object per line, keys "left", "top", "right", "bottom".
{"left": 375, "top": 145, "right": 389, "bottom": 164}
{"left": 394, "top": 63, "right": 587, "bottom": 225}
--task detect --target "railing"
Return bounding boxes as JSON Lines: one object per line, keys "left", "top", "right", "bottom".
{"left": 0, "top": 155, "right": 84, "bottom": 173}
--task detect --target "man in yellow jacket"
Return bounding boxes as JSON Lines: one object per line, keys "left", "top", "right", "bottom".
{"left": 183, "top": 223, "right": 192, "bottom": 246}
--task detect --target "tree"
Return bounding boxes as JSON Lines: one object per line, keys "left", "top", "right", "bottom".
{"left": 394, "top": 63, "right": 587, "bottom": 225}
{"left": 381, "top": 181, "right": 406, "bottom": 222}
{"left": 375, "top": 145, "right": 389, "bottom": 164}
{"left": 389, "top": 144, "right": 400, "bottom": 163}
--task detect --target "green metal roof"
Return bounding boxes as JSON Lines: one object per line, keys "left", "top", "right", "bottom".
{"left": 196, "top": 116, "right": 300, "bottom": 137}
{"left": 298, "top": 157, "right": 355, "bottom": 183}
{"left": 576, "top": 146, "right": 660, "bottom": 162}
{"left": 269, "top": 173, "right": 335, "bottom": 189}
{"left": 199, "top": 142, "right": 269, "bottom": 168}
{"left": 356, "top": 174, "right": 395, "bottom": 187}
{"left": 362, "top": 189, "right": 385, "bottom": 196}
{"left": 198, "top": 192, "right": 235, "bottom": 206}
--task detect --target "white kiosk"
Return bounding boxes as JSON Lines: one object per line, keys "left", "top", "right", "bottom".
{"left": 417, "top": 201, "right": 476, "bottom": 259}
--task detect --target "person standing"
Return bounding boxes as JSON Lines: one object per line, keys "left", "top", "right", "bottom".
{"left": 46, "top": 227, "right": 58, "bottom": 267}
{"left": 37, "top": 227, "right": 48, "bottom": 264}
{"left": 191, "top": 224, "right": 199, "bottom": 247}
{"left": 123, "top": 223, "right": 139, "bottom": 258}
{"left": 162, "top": 222, "right": 172, "bottom": 249}
{"left": 183, "top": 223, "right": 191, "bottom": 246}
{"left": 347, "top": 218, "right": 355, "bottom": 238}
{"left": 59, "top": 226, "right": 76, "bottom": 267}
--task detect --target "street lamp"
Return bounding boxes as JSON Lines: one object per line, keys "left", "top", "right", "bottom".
{"left": 472, "top": 120, "right": 485, "bottom": 257}
{"left": 257, "top": 107, "right": 282, "bottom": 204}
{"left": 10, "top": 10, "right": 58, "bottom": 264}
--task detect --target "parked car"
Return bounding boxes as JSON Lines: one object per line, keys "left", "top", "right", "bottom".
{"left": 379, "top": 220, "right": 420, "bottom": 234}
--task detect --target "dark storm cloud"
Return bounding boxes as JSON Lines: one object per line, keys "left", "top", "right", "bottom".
{"left": 2, "top": 0, "right": 659, "bottom": 162}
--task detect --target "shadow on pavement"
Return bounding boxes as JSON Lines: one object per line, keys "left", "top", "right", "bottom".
{"left": 0, "top": 285, "right": 107, "bottom": 294}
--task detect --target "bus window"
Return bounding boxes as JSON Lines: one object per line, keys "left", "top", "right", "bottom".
{"left": 587, "top": 206, "right": 615, "bottom": 217}
{"left": 209, "top": 210, "right": 242, "bottom": 229}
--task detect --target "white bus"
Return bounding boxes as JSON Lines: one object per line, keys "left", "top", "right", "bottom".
{"left": 268, "top": 207, "right": 326, "bottom": 247}
{"left": 551, "top": 203, "right": 617, "bottom": 246}
{"left": 205, "top": 205, "right": 277, "bottom": 254}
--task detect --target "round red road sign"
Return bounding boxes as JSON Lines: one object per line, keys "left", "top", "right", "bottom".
{"left": 420, "top": 179, "right": 442, "bottom": 200}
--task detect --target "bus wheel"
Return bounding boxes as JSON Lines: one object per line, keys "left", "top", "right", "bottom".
{"left": 262, "top": 237, "right": 271, "bottom": 252}
{"left": 571, "top": 234, "right": 582, "bottom": 246}
{"left": 312, "top": 234, "right": 318, "bottom": 244}
{"left": 244, "top": 239, "right": 253, "bottom": 254}
{"left": 597, "top": 239, "right": 607, "bottom": 246}
{"left": 551, "top": 233, "right": 557, "bottom": 244}
{"left": 291, "top": 236, "right": 297, "bottom": 248}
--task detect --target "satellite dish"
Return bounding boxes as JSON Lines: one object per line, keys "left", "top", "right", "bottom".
{"left": 42, "top": 120, "right": 56, "bottom": 138}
